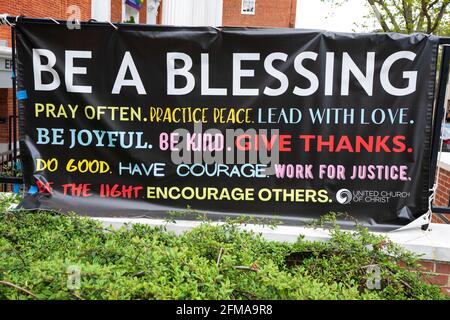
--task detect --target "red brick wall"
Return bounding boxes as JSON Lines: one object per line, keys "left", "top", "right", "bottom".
{"left": 111, "top": 0, "right": 122, "bottom": 22}
{"left": 0, "top": 0, "right": 91, "bottom": 47}
{"left": 432, "top": 166, "right": 450, "bottom": 223}
{"left": 434, "top": 167, "right": 450, "bottom": 207}
{"left": 222, "top": 0, "right": 297, "bottom": 28}
{"left": 400, "top": 260, "right": 450, "bottom": 297}
{"left": 0, "top": 0, "right": 92, "bottom": 144}
{"left": 140, "top": 0, "right": 147, "bottom": 24}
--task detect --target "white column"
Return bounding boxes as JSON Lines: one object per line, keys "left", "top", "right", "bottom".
{"left": 147, "top": 0, "right": 161, "bottom": 24}
{"left": 91, "top": 0, "right": 111, "bottom": 22}
{"left": 163, "top": 0, "right": 223, "bottom": 26}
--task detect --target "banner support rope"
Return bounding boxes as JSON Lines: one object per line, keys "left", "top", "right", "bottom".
{"left": 0, "top": 14, "right": 14, "bottom": 26}
{"left": 108, "top": 21, "right": 118, "bottom": 30}
{"left": 43, "top": 17, "right": 60, "bottom": 25}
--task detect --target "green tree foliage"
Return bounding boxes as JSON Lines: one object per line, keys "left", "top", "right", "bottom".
{"left": 322, "top": 0, "right": 450, "bottom": 35}
{"left": 0, "top": 209, "right": 446, "bottom": 300}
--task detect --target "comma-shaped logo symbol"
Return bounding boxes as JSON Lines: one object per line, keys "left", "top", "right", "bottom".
{"left": 336, "top": 189, "right": 352, "bottom": 204}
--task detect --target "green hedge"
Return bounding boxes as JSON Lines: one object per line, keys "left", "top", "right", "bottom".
{"left": 0, "top": 205, "right": 446, "bottom": 300}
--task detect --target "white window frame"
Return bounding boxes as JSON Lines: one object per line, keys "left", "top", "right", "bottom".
{"left": 241, "top": 0, "right": 256, "bottom": 15}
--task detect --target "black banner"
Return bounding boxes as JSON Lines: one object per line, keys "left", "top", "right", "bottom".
{"left": 15, "top": 21, "right": 439, "bottom": 227}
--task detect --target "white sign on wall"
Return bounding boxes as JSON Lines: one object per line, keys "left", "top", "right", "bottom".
{"left": 0, "top": 58, "right": 12, "bottom": 72}
{"left": 241, "top": 0, "right": 256, "bottom": 15}
{"left": 0, "top": 46, "right": 12, "bottom": 88}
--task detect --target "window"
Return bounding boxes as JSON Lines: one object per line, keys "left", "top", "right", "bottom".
{"left": 123, "top": 0, "right": 140, "bottom": 23}
{"left": 241, "top": 0, "right": 256, "bottom": 15}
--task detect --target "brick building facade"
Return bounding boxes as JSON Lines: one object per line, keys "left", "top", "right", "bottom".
{"left": 222, "top": 0, "right": 296, "bottom": 28}
{"left": 0, "top": 0, "right": 92, "bottom": 151}
{"left": 432, "top": 160, "right": 450, "bottom": 223}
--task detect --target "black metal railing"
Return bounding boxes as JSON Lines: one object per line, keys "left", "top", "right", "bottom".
{"left": 0, "top": 149, "right": 21, "bottom": 192}
{"left": 0, "top": 114, "right": 22, "bottom": 192}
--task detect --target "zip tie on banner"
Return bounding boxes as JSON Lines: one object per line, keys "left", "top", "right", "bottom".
{"left": 16, "top": 90, "right": 27, "bottom": 100}
{"left": 44, "top": 17, "right": 60, "bottom": 25}
{"left": 108, "top": 21, "right": 118, "bottom": 30}
{"left": 88, "top": 19, "right": 117, "bottom": 30}
{"left": 0, "top": 14, "right": 14, "bottom": 26}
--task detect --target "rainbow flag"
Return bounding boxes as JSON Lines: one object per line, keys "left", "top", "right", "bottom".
{"left": 125, "top": 0, "right": 144, "bottom": 10}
